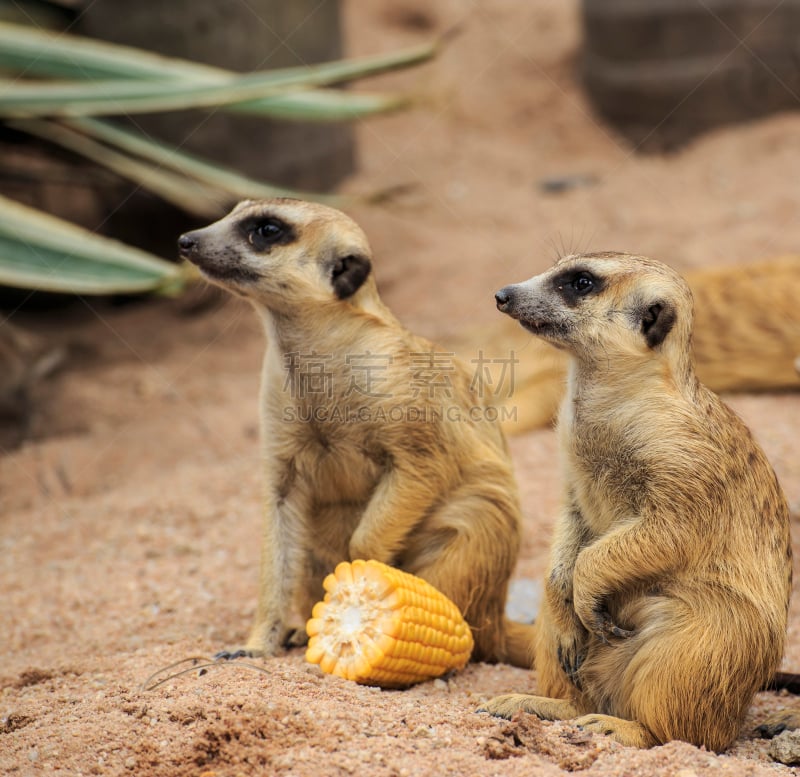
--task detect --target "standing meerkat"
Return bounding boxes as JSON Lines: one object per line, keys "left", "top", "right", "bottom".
{"left": 481, "top": 252, "right": 792, "bottom": 751}
{"left": 177, "top": 198, "right": 535, "bottom": 666}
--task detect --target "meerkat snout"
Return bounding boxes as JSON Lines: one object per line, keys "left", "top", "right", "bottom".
{"left": 177, "top": 233, "right": 197, "bottom": 255}
{"left": 177, "top": 228, "right": 212, "bottom": 267}
{"left": 494, "top": 287, "right": 513, "bottom": 312}
{"left": 494, "top": 284, "right": 531, "bottom": 320}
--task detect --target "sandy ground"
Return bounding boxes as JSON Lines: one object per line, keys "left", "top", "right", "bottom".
{"left": 3, "top": 1, "right": 800, "bottom": 774}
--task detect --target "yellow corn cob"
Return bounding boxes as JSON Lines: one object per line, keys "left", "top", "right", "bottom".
{"left": 305, "top": 559, "right": 474, "bottom": 688}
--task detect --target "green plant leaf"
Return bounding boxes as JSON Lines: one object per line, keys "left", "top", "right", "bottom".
{"left": 11, "top": 119, "right": 227, "bottom": 218}
{"left": 0, "top": 20, "right": 227, "bottom": 80}
{"left": 0, "top": 22, "right": 414, "bottom": 121}
{"left": 229, "top": 90, "right": 409, "bottom": 121}
{"left": 0, "top": 33, "right": 436, "bottom": 117}
{"left": 0, "top": 194, "right": 186, "bottom": 294}
{"left": 12, "top": 117, "right": 337, "bottom": 207}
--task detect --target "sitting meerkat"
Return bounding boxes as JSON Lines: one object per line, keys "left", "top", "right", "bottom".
{"left": 481, "top": 252, "right": 792, "bottom": 751}
{"left": 177, "top": 198, "right": 535, "bottom": 666}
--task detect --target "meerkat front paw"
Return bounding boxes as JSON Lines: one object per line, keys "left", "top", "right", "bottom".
{"left": 590, "top": 606, "right": 635, "bottom": 642}
{"left": 477, "top": 694, "right": 539, "bottom": 719}
{"left": 478, "top": 694, "right": 581, "bottom": 722}
{"left": 574, "top": 594, "right": 634, "bottom": 642}
{"left": 214, "top": 625, "right": 306, "bottom": 660}
{"left": 574, "top": 714, "right": 656, "bottom": 748}
{"left": 228, "top": 619, "right": 294, "bottom": 659}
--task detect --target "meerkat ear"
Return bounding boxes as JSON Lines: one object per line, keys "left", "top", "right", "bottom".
{"left": 330, "top": 253, "right": 371, "bottom": 299}
{"left": 641, "top": 301, "right": 676, "bottom": 348}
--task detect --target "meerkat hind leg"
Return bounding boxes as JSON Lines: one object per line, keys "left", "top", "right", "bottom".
{"left": 480, "top": 695, "right": 657, "bottom": 748}
{"left": 573, "top": 713, "right": 657, "bottom": 748}
{"left": 478, "top": 693, "right": 580, "bottom": 721}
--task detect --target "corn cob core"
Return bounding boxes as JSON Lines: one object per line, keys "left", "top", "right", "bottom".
{"left": 305, "top": 559, "right": 474, "bottom": 688}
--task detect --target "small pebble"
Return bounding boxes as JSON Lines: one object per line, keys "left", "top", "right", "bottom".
{"left": 537, "top": 173, "right": 598, "bottom": 195}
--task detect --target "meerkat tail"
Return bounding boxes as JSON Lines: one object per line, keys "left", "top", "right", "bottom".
{"left": 499, "top": 619, "right": 537, "bottom": 669}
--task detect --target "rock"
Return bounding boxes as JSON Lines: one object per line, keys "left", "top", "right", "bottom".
{"left": 769, "top": 729, "right": 800, "bottom": 765}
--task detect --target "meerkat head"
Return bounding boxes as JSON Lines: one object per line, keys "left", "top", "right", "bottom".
{"left": 177, "top": 198, "right": 375, "bottom": 313}
{"left": 495, "top": 252, "right": 694, "bottom": 367}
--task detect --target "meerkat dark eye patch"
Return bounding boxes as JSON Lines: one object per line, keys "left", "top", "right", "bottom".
{"left": 241, "top": 216, "right": 296, "bottom": 252}
{"left": 552, "top": 268, "right": 604, "bottom": 307}
{"left": 330, "top": 254, "right": 371, "bottom": 299}
{"left": 641, "top": 302, "right": 676, "bottom": 348}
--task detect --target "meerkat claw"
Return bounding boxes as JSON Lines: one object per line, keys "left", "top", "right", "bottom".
{"left": 213, "top": 649, "right": 251, "bottom": 661}
{"left": 610, "top": 624, "right": 635, "bottom": 639}
{"left": 591, "top": 607, "right": 634, "bottom": 642}
{"left": 557, "top": 641, "right": 585, "bottom": 688}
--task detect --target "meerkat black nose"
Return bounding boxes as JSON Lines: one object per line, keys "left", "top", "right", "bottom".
{"left": 177, "top": 233, "right": 198, "bottom": 256}
{"left": 495, "top": 287, "right": 513, "bottom": 311}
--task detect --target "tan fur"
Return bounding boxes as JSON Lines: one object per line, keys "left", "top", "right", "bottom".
{"left": 450, "top": 256, "right": 800, "bottom": 434}
{"left": 480, "top": 253, "right": 792, "bottom": 751}
{"left": 178, "top": 198, "right": 535, "bottom": 666}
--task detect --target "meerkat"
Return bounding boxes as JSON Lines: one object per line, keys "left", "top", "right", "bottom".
{"left": 177, "top": 198, "right": 535, "bottom": 666}
{"left": 449, "top": 256, "right": 800, "bottom": 434}
{"left": 479, "top": 252, "right": 792, "bottom": 751}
